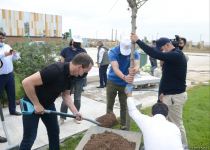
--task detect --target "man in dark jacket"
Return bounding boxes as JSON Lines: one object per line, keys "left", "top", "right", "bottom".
{"left": 131, "top": 33, "right": 188, "bottom": 149}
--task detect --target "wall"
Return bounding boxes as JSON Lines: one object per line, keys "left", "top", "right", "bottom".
{"left": 0, "top": 9, "right": 62, "bottom": 37}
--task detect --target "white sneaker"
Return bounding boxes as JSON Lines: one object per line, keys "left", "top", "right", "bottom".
{"left": 59, "top": 118, "right": 65, "bottom": 125}
{"left": 73, "top": 119, "right": 81, "bottom": 124}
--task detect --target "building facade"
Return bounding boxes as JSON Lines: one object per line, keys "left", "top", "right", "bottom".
{"left": 0, "top": 9, "right": 62, "bottom": 37}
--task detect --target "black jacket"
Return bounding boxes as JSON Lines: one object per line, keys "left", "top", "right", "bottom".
{"left": 136, "top": 40, "right": 187, "bottom": 95}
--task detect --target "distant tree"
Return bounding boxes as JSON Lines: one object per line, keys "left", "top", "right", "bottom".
{"left": 62, "top": 32, "right": 70, "bottom": 39}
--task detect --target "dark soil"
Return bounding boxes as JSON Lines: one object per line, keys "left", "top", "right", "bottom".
{"left": 96, "top": 113, "right": 118, "bottom": 128}
{"left": 83, "top": 131, "right": 136, "bottom": 150}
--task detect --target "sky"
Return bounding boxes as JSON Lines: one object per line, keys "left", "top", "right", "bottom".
{"left": 0, "top": 0, "right": 209, "bottom": 43}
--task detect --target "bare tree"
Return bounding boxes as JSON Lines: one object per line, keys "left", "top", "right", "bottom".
{"left": 126, "top": 0, "right": 148, "bottom": 130}
{"left": 127, "top": 0, "right": 148, "bottom": 68}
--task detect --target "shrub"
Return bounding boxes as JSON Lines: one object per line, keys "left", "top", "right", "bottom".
{"left": 12, "top": 41, "right": 67, "bottom": 98}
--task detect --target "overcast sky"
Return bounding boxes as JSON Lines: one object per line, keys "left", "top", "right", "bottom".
{"left": 0, "top": 0, "right": 209, "bottom": 42}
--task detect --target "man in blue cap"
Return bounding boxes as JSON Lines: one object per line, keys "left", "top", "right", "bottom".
{"left": 131, "top": 33, "right": 188, "bottom": 149}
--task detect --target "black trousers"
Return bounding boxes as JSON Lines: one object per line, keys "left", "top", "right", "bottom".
{"left": 99, "top": 64, "right": 109, "bottom": 87}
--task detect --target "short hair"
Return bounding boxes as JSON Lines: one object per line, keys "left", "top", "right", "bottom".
{"left": 72, "top": 52, "right": 94, "bottom": 68}
{"left": 97, "top": 41, "right": 103, "bottom": 46}
{"left": 0, "top": 31, "right": 6, "bottom": 37}
{"left": 152, "top": 102, "right": 168, "bottom": 117}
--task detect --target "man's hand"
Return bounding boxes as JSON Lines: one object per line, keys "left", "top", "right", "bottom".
{"left": 5, "top": 51, "right": 13, "bottom": 56}
{"left": 97, "top": 63, "right": 100, "bottom": 68}
{"left": 124, "top": 74, "right": 134, "bottom": 84}
{"left": 34, "top": 103, "right": 45, "bottom": 114}
{"left": 130, "top": 33, "right": 139, "bottom": 43}
{"left": 128, "top": 67, "right": 136, "bottom": 76}
{"left": 159, "top": 93, "right": 164, "bottom": 102}
{"left": 74, "top": 112, "right": 82, "bottom": 121}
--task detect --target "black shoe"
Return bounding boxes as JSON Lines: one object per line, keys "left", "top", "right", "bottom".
{"left": 120, "top": 125, "right": 127, "bottom": 130}
{"left": 0, "top": 136, "right": 7, "bottom": 143}
{"left": 96, "top": 86, "right": 104, "bottom": 88}
{"left": 10, "top": 111, "right": 22, "bottom": 116}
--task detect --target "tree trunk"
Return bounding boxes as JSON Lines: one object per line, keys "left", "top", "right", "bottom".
{"left": 126, "top": 0, "right": 138, "bottom": 130}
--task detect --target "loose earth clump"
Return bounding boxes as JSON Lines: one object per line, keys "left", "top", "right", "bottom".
{"left": 96, "top": 113, "right": 118, "bottom": 128}
{"left": 83, "top": 131, "right": 136, "bottom": 150}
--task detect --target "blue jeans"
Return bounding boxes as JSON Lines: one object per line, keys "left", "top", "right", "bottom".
{"left": 0, "top": 72, "right": 17, "bottom": 114}
{"left": 60, "top": 78, "right": 85, "bottom": 119}
{"left": 19, "top": 104, "right": 60, "bottom": 150}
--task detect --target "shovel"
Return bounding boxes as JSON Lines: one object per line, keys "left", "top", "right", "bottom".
{"left": 20, "top": 98, "right": 101, "bottom": 126}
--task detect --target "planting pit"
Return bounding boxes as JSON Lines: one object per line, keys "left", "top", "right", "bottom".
{"left": 76, "top": 126, "right": 142, "bottom": 150}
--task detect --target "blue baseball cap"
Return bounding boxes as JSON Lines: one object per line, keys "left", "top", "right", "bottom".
{"left": 156, "top": 38, "right": 171, "bottom": 50}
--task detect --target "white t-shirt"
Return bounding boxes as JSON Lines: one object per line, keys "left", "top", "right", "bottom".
{"left": 127, "top": 98, "right": 183, "bottom": 150}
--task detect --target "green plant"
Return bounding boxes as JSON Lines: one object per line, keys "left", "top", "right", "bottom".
{"left": 12, "top": 41, "right": 66, "bottom": 98}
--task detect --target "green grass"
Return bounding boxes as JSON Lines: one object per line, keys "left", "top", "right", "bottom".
{"left": 60, "top": 133, "right": 84, "bottom": 150}
{"left": 60, "top": 84, "right": 210, "bottom": 149}
{"left": 183, "top": 84, "right": 210, "bottom": 149}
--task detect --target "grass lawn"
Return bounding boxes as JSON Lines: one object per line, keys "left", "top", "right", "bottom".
{"left": 184, "top": 84, "right": 210, "bottom": 149}
{"left": 60, "top": 84, "right": 210, "bottom": 150}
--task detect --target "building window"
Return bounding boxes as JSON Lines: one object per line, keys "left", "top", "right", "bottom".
{"left": 24, "top": 22, "right": 30, "bottom": 36}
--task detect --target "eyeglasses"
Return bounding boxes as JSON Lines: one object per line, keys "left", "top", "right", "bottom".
{"left": 0, "top": 37, "right": 5, "bottom": 40}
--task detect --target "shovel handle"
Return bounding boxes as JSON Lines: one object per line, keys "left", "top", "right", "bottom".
{"left": 20, "top": 99, "right": 101, "bottom": 126}
{"left": 44, "top": 110, "right": 101, "bottom": 126}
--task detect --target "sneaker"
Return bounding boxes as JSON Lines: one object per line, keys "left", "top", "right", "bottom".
{"left": 59, "top": 118, "right": 65, "bottom": 125}
{"left": 74, "top": 119, "right": 81, "bottom": 124}
{"left": 10, "top": 111, "right": 22, "bottom": 116}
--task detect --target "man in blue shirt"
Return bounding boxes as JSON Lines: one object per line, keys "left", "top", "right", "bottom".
{"left": 106, "top": 38, "right": 140, "bottom": 130}
{"left": 0, "top": 31, "right": 21, "bottom": 116}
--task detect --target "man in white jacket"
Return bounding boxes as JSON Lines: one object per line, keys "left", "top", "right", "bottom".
{"left": 127, "top": 98, "right": 183, "bottom": 150}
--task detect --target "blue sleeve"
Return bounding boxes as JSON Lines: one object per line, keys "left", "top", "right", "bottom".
{"left": 108, "top": 49, "right": 118, "bottom": 62}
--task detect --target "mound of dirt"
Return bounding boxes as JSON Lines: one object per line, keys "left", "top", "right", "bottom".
{"left": 96, "top": 113, "right": 118, "bottom": 128}
{"left": 83, "top": 131, "right": 136, "bottom": 150}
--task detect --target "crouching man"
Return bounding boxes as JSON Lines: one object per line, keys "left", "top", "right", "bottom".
{"left": 127, "top": 97, "right": 183, "bottom": 150}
